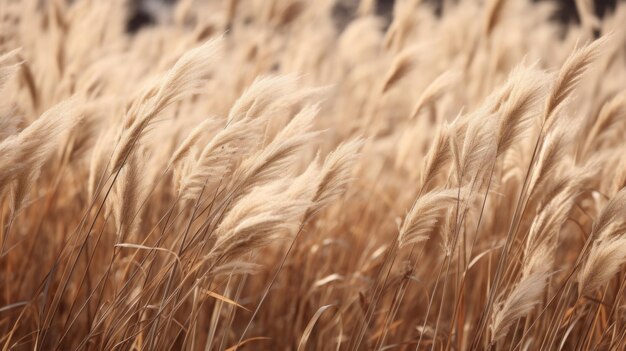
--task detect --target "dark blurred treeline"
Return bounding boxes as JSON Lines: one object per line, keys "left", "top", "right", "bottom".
{"left": 127, "top": 0, "right": 623, "bottom": 33}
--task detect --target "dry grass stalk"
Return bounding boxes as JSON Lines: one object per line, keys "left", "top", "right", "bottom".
{"left": 2, "top": 1, "right": 626, "bottom": 350}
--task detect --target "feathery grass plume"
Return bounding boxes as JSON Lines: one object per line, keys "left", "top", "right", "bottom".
{"left": 398, "top": 188, "right": 463, "bottom": 247}
{"left": 209, "top": 261, "right": 263, "bottom": 278}
{"left": 227, "top": 104, "right": 320, "bottom": 200}
{"left": 436, "top": 207, "right": 459, "bottom": 254}
{"left": 8, "top": 172, "right": 33, "bottom": 217}
{"left": 380, "top": 47, "right": 418, "bottom": 94}
{"left": 489, "top": 271, "right": 550, "bottom": 344}
{"left": 254, "top": 84, "right": 329, "bottom": 145}
{"left": 9, "top": 102, "right": 87, "bottom": 213}
{"left": 495, "top": 64, "right": 545, "bottom": 156}
{"left": 227, "top": 75, "right": 300, "bottom": 124}
{"left": 578, "top": 237, "right": 626, "bottom": 297}
{"left": 177, "top": 116, "right": 265, "bottom": 200}
{"left": 482, "top": 77, "right": 517, "bottom": 115}
{"left": 62, "top": 100, "right": 103, "bottom": 162}
{"left": 581, "top": 92, "right": 626, "bottom": 157}
{"left": 420, "top": 122, "right": 452, "bottom": 191}
{"left": 209, "top": 174, "right": 317, "bottom": 265}
{"left": 576, "top": 187, "right": 626, "bottom": 297}
{"left": 111, "top": 38, "right": 223, "bottom": 172}
{"left": 8, "top": 101, "right": 82, "bottom": 212}
{"left": 167, "top": 118, "right": 215, "bottom": 168}
{"left": 306, "top": 138, "right": 363, "bottom": 216}
{"left": 573, "top": 152, "right": 608, "bottom": 187}
{"left": 0, "top": 99, "right": 80, "bottom": 196}
{"left": 501, "top": 144, "right": 525, "bottom": 183}
{"left": 544, "top": 35, "right": 610, "bottom": 124}
{"left": 286, "top": 160, "right": 321, "bottom": 204}
{"left": 610, "top": 157, "right": 626, "bottom": 195}
{"left": 523, "top": 179, "right": 579, "bottom": 277}
{"left": 526, "top": 127, "right": 569, "bottom": 196}
{"left": 451, "top": 113, "right": 497, "bottom": 185}
{"left": 151, "top": 39, "right": 223, "bottom": 114}
{"left": 88, "top": 129, "right": 114, "bottom": 201}
{"left": 110, "top": 153, "right": 144, "bottom": 241}
{"left": 590, "top": 187, "right": 626, "bottom": 240}
{"left": 410, "top": 70, "right": 460, "bottom": 119}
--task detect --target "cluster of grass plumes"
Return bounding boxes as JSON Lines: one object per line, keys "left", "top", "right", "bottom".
{"left": 2, "top": 0, "right": 626, "bottom": 349}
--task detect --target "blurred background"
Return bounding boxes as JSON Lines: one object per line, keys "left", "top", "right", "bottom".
{"left": 127, "top": 0, "right": 623, "bottom": 33}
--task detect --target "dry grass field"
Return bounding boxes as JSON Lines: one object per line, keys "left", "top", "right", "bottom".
{"left": 1, "top": 0, "right": 626, "bottom": 350}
